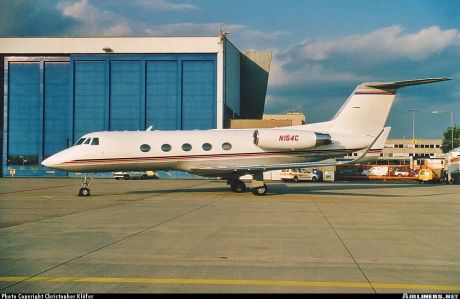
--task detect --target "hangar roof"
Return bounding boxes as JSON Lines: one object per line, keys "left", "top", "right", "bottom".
{"left": 0, "top": 36, "right": 222, "bottom": 54}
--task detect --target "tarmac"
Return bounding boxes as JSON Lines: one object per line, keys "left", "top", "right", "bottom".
{"left": 0, "top": 177, "right": 459, "bottom": 293}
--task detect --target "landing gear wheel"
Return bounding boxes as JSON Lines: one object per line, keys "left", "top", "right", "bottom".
{"left": 78, "top": 174, "right": 95, "bottom": 197}
{"left": 252, "top": 184, "right": 267, "bottom": 196}
{"left": 78, "top": 187, "right": 90, "bottom": 197}
{"left": 230, "top": 180, "right": 246, "bottom": 192}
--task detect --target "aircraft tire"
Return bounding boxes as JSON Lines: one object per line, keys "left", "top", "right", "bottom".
{"left": 231, "top": 180, "right": 246, "bottom": 192}
{"left": 252, "top": 184, "right": 267, "bottom": 196}
{"left": 78, "top": 187, "right": 90, "bottom": 197}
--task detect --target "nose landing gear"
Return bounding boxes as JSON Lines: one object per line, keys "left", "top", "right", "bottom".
{"left": 78, "top": 174, "right": 95, "bottom": 197}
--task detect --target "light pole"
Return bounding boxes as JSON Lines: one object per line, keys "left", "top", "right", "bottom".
{"left": 432, "top": 110, "right": 454, "bottom": 151}
{"left": 408, "top": 109, "right": 420, "bottom": 143}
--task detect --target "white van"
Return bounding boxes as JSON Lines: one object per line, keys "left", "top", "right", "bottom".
{"left": 280, "top": 169, "right": 320, "bottom": 182}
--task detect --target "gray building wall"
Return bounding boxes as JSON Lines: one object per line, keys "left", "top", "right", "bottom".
{"left": 240, "top": 51, "right": 272, "bottom": 119}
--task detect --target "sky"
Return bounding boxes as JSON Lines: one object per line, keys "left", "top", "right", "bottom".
{"left": 1, "top": 0, "right": 459, "bottom": 139}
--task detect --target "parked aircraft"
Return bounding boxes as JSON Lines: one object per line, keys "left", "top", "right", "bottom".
{"left": 42, "top": 78, "right": 450, "bottom": 196}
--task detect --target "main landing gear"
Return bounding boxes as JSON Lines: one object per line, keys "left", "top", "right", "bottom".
{"left": 228, "top": 178, "right": 246, "bottom": 193}
{"left": 78, "top": 174, "right": 95, "bottom": 197}
{"left": 227, "top": 172, "right": 268, "bottom": 196}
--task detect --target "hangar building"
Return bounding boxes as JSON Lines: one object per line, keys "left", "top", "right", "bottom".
{"left": 0, "top": 35, "right": 271, "bottom": 177}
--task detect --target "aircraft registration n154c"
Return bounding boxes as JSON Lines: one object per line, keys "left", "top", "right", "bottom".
{"left": 42, "top": 78, "right": 450, "bottom": 196}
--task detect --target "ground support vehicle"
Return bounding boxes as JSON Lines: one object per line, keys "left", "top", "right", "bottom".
{"left": 280, "top": 169, "right": 321, "bottom": 182}
{"left": 113, "top": 171, "right": 158, "bottom": 180}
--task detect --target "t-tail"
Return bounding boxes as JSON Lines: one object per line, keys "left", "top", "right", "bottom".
{"left": 319, "top": 78, "right": 450, "bottom": 136}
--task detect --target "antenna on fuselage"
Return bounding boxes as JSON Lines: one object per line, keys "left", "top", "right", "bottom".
{"left": 146, "top": 126, "right": 153, "bottom": 131}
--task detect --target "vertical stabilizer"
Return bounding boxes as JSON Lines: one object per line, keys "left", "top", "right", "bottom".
{"left": 327, "top": 78, "right": 450, "bottom": 136}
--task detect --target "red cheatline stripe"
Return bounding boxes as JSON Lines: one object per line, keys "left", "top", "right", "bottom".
{"left": 63, "top": 149, "right": 369, "bottom": 165}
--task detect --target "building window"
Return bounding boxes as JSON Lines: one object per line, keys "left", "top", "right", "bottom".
{"left": 140, "top": 144, "right": 151, "bottom": 152}
{"left": 222, "top": 142, "right": 232, "bottom": 150}
{"left": 7, "top": 155, "right": 39, "bottom": 166}
{"left": 182, "top": 143, "right": 192, "bottom": 151}
{"left": 202, "top": 143, "right": 212, "bottom": 151}
{"left": 161, "top": 144, "right": 172, "bottom": 152}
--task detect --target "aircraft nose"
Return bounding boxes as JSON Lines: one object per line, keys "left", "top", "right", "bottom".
{"left": 41, "top": 156, "right": 57, "bottom": 168}
{"left": 42, "top": 152, "right": 68, "bottom": 169}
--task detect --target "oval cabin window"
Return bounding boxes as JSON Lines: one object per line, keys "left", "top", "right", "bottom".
{"left": 140, "top": 144, "right": 151, "bottom": 152}
{"left": 222, "top": 142, "right": 232, "bottom": 150}
{"left": 202, "top": 143, "right": 212, "bottom": 151}
{"left": 161, "top": 144, "right": 172, "bottom": 152}
{"left": 182, "top": 143, "right": 192, "bottom": 151}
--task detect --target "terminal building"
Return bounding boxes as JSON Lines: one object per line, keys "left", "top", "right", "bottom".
{"left": 0, "top": 35, "right": 271, "bottom": 177}
{"left": 346, "top": 138, "right": 444, "bottom": 169}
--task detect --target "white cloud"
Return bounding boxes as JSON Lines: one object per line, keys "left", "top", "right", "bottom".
{"left": 58, "top": 0, "right": 134, "bottom": 35}
{"left": 294, "top": 25, "right": 459, "bottom": 61}
{"left": 56, "top": 0, "right": 288, "bottom": 43}
{"left": 269, "top": 26, "right": 460, "bottom": 88}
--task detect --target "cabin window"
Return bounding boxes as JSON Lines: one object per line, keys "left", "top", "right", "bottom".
{"left": 140, "top": 144, "right": 151, "bottom": 152}
{"left": 202, "top": 143, "right": 212, "bottom": 151}
{"left": 161, "top": 144, "right": 172, "bottom": 152}
{"left": 84, "top": 138, "right": 92, "bottom": 144}
{"left": 75, "top": 138, "right": 86, "bottom": 145}
{"left": 182, "top": 143, "right": 192, "bottom": 151}
{"left": 222, "top": 142, "right": 232, "bottom": 150}
{"left": 91, "top": 138, "right": 99, "bottom": 145}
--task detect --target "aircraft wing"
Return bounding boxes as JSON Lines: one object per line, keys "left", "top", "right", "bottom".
{"left": 191, "top": 128, "right": 387, "bottom": 175}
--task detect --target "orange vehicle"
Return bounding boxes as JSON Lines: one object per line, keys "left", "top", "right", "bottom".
{"left": 417, "top": 166, "right": 439, "bottom": 183}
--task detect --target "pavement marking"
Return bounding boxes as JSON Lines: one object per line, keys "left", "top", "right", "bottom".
{"left": 1, "top": 277, "right": 459, "bottom": 291}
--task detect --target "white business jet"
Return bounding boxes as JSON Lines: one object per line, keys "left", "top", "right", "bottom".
{"left": 42, "top": 78, "right": 450, "bottom": 196}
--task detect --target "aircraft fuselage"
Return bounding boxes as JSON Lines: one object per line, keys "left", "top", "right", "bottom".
{"left": 42, "top": 128, "right": 371, "bottom": 177}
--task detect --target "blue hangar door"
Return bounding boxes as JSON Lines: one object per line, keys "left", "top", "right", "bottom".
{"left": 4, "top": 59, "right": 70, "bottom": 177}
{"left": 3, "top": 54, "right": 217, "bottom": 177}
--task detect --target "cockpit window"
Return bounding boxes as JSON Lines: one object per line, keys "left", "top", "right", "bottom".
{"left": 84, "top": 138, "right": 92, "bottom": 144}
{"left": 91, "top": 138, "right": 99, "bottom": 145}
{"left": 75, "top": 138, "right": 86, "bottom": 145}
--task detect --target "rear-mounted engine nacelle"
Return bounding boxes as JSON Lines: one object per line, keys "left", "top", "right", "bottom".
{"left": 253, "top": 129, "right": 331, "bottom": 150}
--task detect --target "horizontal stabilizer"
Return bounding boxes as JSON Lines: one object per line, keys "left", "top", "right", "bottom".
{"left": 365, "top": 78, "right": 451, "bottom": 90}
